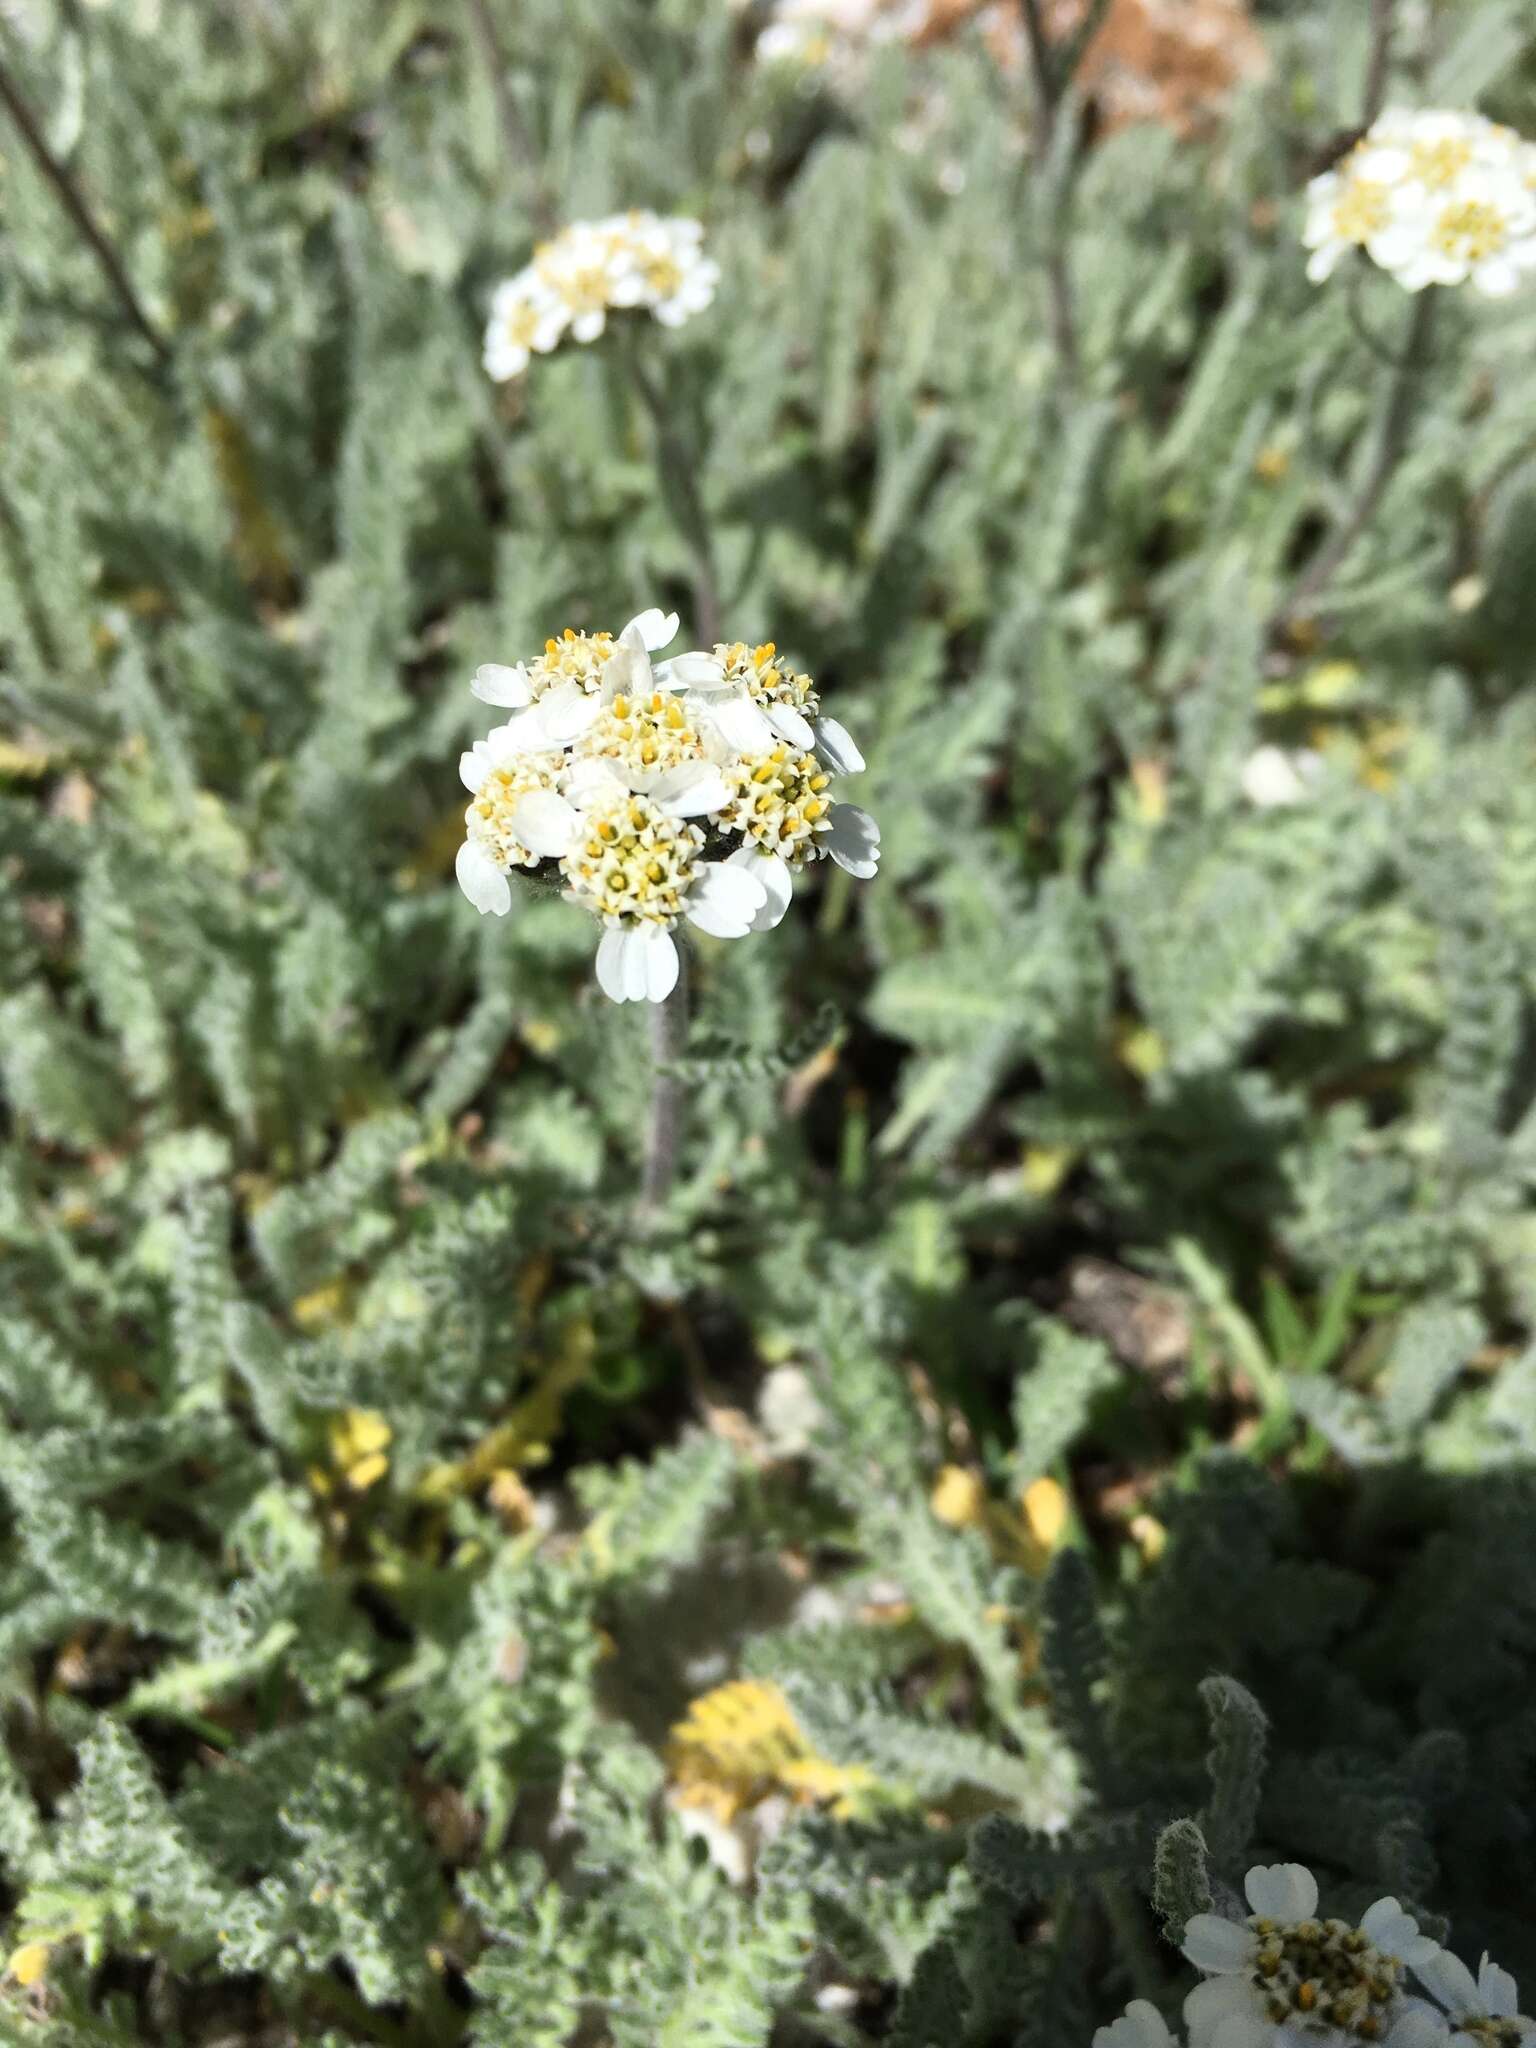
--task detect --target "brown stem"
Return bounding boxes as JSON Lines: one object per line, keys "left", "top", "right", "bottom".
{"left": 1361, "top": 0, "right": 1397, "bottom": 126}
{"left": 464, "top": 0, "right": 557, "bottom": 237}
{"left": 1272, "top": 287, "right": 1435, "bottom": 634}
{"left": 640, "top": 952, "right": 688, "bottom": 1214}
{"left": 0, "top": 49, "right": 170, "bottom": 365}
{"left": 1017, "top": 0, "right": 1080, "bottom": 386}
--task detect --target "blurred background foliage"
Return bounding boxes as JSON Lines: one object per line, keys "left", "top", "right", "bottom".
{"left": 2, "top": 0, "right": 1536, "bottom": 2040}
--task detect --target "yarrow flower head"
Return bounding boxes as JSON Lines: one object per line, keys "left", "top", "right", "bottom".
{"left": 1409, "top": 1950, "right": 1535, "bottom": 2047}
{"left": 455, "top": 609, "right": 879, "bottom": 1002}
{"left": 1183, "top": 1863, "right": 1440, "bottom": 2048}
{"left": 483, "top": 211, "right": 720, "bottom": 380}
{"left": 1304, "top": 108, "right": 1536, "bottom": 298}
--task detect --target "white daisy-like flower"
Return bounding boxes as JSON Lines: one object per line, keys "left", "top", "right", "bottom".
{"left": 1183, "top": 1863, "right": 1440, "bottom": 2048}
{"left": 1303, "top": 107, "right": 1536, "bottom": 298}
{"left": 509, "top": 784, "right": 766, "bottom": 1003}
{"left": 679, "top": 639, "right": 822, "bottom": 754}
{"left": 483, "top": 213, "right": 719, "bottom": 379}
{"left": 532, "top": 218, "right": 628, "bottom": 343}
{"left": 610, "top": 211, "right": 721, "bottom": 327}
{"left": 1375, "top": 168, "right": 1536, "bottom": 297}
{"left": 455, "top": 735, "right": 567, "bottom": 916}
{"left": 455, "top": 612, "right": 877, "bottom": 998}
{"left": 482, "top": 266, "right": 568, "bottom": 381}
{"left": 1303, "top": 133, "right": 1418, "bottom": 283}
{"left": 492, "top": 611, "right": 679, "bottom": 754}
{"left": 1412, "top": 1949, "right": 1535, "bottom": 2046}
{"left": 1094, "top": 1998, "right": 1184, "bottom": 2048}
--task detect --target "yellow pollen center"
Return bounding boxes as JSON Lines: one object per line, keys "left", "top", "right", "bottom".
{"left": 561, "top": 796, "right": 702, "bottom": 926}
{"left": 1433, "top": 198, "right": 1509, "bottom": 261}
{"left": 645, "top": 255, "right": 683, "bottom": 297}
{"left": 1246, "top": 1917, "right": 1402, "bottom": 2043}
{"left": 1409, "top": 137, "right": 1474, "bottom": 187}
{"left": 1332, "top": 178, "right": 1389, "bottom": 243}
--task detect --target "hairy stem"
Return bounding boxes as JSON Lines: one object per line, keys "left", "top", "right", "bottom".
{"left": 1361, "top": 0, "right": 1397, "bottom": 126}
{"left": 1017, "top": 0, "right": 1081, "bottom": 386}
{"left": 641, "top": 955, "right": 689, "bottom": 1215}
{"left": 621, "top": 337, "right": 721, "bottom": 646}
{"left": 1273, "top": 287, "right": 1435, "bottom": 632}
{"left": 0, "top": 48, "right": 170, "bottom": 366}
{"left": 464, "top": 0, "right": 557, "bottom": 236}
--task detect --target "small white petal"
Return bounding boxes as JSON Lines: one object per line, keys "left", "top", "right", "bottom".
{"left": 459, "top": 748, "right": 486, "bottom": 793}
{"left": 571, "top": 308, "right": 606, "bottom": 343}
{"left": 595, "top": 928, "right": 629, "bottom": 1002}
{"left": 487, "top": 706, "right": 554, "bottom": 758}
{"left": 566, "top": 756, "right": 625, "bottom": 808}
{"left": 726, "top": 846, "right": 793, "bottom": 931}
{"left": 684, "top": 860, "right": 767, "bottom": 939}
{"left": 644, "top": 928, "right": 681, "bottom": 1000}
{"left": 1473, "top": 258, "right": 1521, "bottom": 297}
{"left": 704, "top": 690, "right": 776, "bottom": 754}
{"left": 1416, "top": 1952, "right": 1481, "bottom": 2018}
{"left": 471, "top": 662, "right": 532, "bottom": 708}
{"left": 510, "top": 790, "right": 579, "bottom": 857}
{"left": 1244, "top": 1864, "right": 1318, "bottom": 1923}
{"left": 1183, "top": 1916, "right": 1258, "bottom": 1975}
{"left": 455, "top": 840, "right": 512, "bottom": 916}
{"left": 1385, "top": 2012, "right": 1452, "bottom": 2048}
{"left": 622, "top": 608, "right": 680, "bottom": 653}
{"left": 826, "top": 802, "right": 880, "bottom": 879}
{"left": 814, "top": 715, "right": 865, "bottom": 776}
{"left": 1362, "top": 1899, "right": 1438, "bottom": 1966}
{"left": 1478, "top": 1958, "right": 1521, "bottom": 2020}
{"left": 653, "top": 765, "right": 730, "bottom": 817}
{"left": 537, "top": 683, "right": 604, "bottom": 745}
{"left": 766, "top": 702, "right": 816, "bottom": 749}
{"left": 1187, "top": 1976, "right": 1258, "bottom": 2033}
{"left": 656, "top": 652, "right": 725, "bottom": 690}
{"left": 1093, "top": 2001, "right": 1177, "bottom": 2048}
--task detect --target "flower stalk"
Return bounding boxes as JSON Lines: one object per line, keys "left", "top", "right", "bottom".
{"left": 1273, "top": 285, "right": 1435, "bottom": 633}
{"left": 0, "top": 47, "right": 170, "bottom": 369}
{"left": 640, "top": 949, "right": 689, "bottom": 1215}
{"left": 1017, "top": 0, "right": 1087, "bottom": 387}
{"left": 619, "top": 334, "right": 722, "bottom": 648}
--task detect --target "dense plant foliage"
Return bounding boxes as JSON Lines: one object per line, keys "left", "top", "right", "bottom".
{"left": 2, "top": 0, "right": 1536, "bottom": 2041}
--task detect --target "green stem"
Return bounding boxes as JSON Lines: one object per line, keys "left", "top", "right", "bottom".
{"left": 1361, "top": 0, "right": 1397, "bottom": 126}
{"left": 1017, "top": 0, "right": 1081, "bottom": 387}
{"left": 620, "top": 333, "right": 721, "bottom": 646}
{"left": 0, "top": 43, "right": 170, "bottom": 367}
{"left": 463, "top": 0, "right": 557, "bottom": 237}
{"left": 1273, "top": 287, "right": 1436, "bottom": 633}
{"left": 640, "top": 948, "right": 689, "bottom": 1216}
{"left": 1098, "top": 1874, "right": 1168, "bottom": 2005}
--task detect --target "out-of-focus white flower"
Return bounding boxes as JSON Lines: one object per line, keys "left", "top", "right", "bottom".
{"left": 1183, "top": 1863, "right": 1440, "bottom": 2048}
{"left": 1412, "top": 1949, "right": 1536, "bottom": 2045}
{"left": 1304, "top": 108, "right": 1536, "bottom": 297}
{"left": 610, "top": 211, "right": 721, "bottom": 328}
{"left": 482, "top": 267, "right": 568, "bottom": 380}
{"left": 483, "top": 213, "right": 718, "bottom": 379}
{"left": 456, "top": 617, "right": 877, "bottom": 1000}
{"left": 1094, "top": 2000, "right": 1182, "bottom": 2048}
{"left": 758, "top": 1364, "right": 825, "bottom": 1456}
{"left": 1240, "top": 744, "right": 1324, "bottom": 809}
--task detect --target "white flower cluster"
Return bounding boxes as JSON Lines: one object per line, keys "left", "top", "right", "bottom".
{"left": 1092, "top": 1863, "right": 1535, "bottom": 2048}
{"left": 455, "top": 609, "right": 879, "bottom": 1003}
{"left": 483, "top": 212, "right": 720, "bottom": 381}
{"left": 1304, "top": 108, "right": 1536, "bottom": 298}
